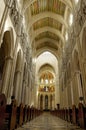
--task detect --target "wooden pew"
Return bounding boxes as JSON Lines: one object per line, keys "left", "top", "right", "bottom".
{"left": 23, "top": 105, "right": 27, "bottom": 123}
{"left": 61, "top": 109, "right": 65, "bottom": 120}
{"left": 30, "top": 107, "right": 34, "bottom": 120}
{"left": 84, "top": 107, "right": 86, "bottom": 128}
{"left": 78, "top": 103, "right": 85, "bottom": 128}
{"left": 33, "top": 107, "right": 36, "bottom": 118}
{"left": 0, "top": 93, "right": 6, "bottom": 129}
{"left": 72, "top": 105, "right": 79, "bottom": 125}
{"left": 27, "top": 106, "right": 30, "bottom": 121}
{"left": 29, "top": 107, "right": 32, "bottom": 121}
{"left": 60, "top": 109, "right": 63, "bottom": 119}
{"left": 5, "top": 99, "right": 17, "bottom": 130}
{"left": 16, "top": 103, "right": 23, "bottom": 127}
{"left": 36, "top": 108, "right": 39, "bottom": 117}
{"left": 68, "top": 108, "right": 72, "bottom": 122}
{"left": 34, "top": 108, "right": 37, "bottom": 118}
{"left": 64, "top": 108, "right": 68, "bottom": 121}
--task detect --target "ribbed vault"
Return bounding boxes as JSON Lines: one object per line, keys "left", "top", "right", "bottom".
{"left": 22, "top": 0, "right": 73, "bottom": 57}
{"left": 22, "top": 0, "right": 74, "bottom": 74}
{"left": 23, "top": 0, "right": 73, "bottom": 13}
{"left": 38, "top": 64, "right": 55, "bottom": 76}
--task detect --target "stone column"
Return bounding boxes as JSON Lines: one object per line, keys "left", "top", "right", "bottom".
{"left": 76, "top": 71, "right": 83, "bottom": 102}
{"left": 83, "top": 61, "right": 86, "bottom": 76}
{"left": 23, "top": 71, "right": 28, "bottom": 104}
{"left": 13, "top": 70, "right": 21, "bottom": 101}
{"left": 6, "top": 11, "right": 22, "bottom": 98}
{"left": 70, "top": 81, "right": 74, "bottom": 105}
{"left": 27, "top": 86, "right": 30, "bottom": 105}
{"left": 51, "top": 96, "right": 53, "bottom": 109}
{"left": 65, "top": 87, "right": 68, "bottom": 108}
{"left": 22, "top": 85, "right": 25, "bottom": 105}
{"left": 28, "top": 73, "right": 31, "bottom": 105}
{"left": 21, "top": 81, "right": 25, "bottom": 105}
{"left": 21, "top": 63, "right": 26, "bottom": 104}
{"left": 54, "top": 94, "right": 55, "bottom": 109}
{"left": 48, "top": 95, "right": 50, "bottom": 110}
{"left": 50, "top": 95, "right": 52, "bottom": 110}
{"left": 24, "top": 86, "right": 28, "bottom": 105}
{"left": 30, "top": 87, "right": 33, "bottom": 106}
{"left": 18, "top": 58, "right": 24, "bottom": 104}
{"left": 43, "top": 95, "right": 45, "bottom": 110}
{"left": 0, "top": 0, "right": 13, "bottom": 46}
{"left": 37, "top": 95, "right": 40, "bottom": 109}
{"left": 52, "top": 94, "right": 54, "bottom": 110}
{"left": 1, "top": 56, "right": 13, "bottom": 96}
{"left": 82, "top": 61, "right": 86, "bottom": 104}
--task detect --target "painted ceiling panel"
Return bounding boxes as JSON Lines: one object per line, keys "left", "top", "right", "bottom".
{"left": 30, "top": 0, "right": 66, "bottom": 16}
{"left": 35, "top": 31, "right": 59, "bottom": 41}
{"left": 33, "top": 17, "right": 62, "bottom": 31}
{"left": 36, "top": 41, "right": 58, "bottom": 50}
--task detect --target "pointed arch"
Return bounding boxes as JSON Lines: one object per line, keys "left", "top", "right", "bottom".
{"left": 33, "top": 27, "right": 65, "bottom": 44}
{"left": 28, "top": 12, "right": 68, "bottom": 30}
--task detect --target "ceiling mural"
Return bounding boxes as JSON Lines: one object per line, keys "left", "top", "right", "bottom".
{"left": 33, "top": 17, "right": 62, "bottom": 31}
{"left": 35, "top": 31, "right": 59, "bottom": 41}
{"left": 30, "top": 0, "right": 66, "bottom": 16}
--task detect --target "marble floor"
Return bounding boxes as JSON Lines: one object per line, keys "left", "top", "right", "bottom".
{"left": 16, "top": 112, "right": 83, "bottom": 130}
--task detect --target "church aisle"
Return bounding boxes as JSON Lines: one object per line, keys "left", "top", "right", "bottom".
{"left": 15, "top": 112, "right": 83, "bottom": 130}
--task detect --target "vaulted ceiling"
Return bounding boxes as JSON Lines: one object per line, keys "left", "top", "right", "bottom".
{"left": 39, "top": 63, "right": 55, "bottom": 76}
{"left": 22, "top": 0, "right": 74, "bottom": 58}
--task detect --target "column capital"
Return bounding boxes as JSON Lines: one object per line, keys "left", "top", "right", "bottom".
{"left": 5, "top": 56, "right": 13, "bottom": 61}
{"left": 82, "top": 59, "right": 86, "bottom": 64}
{"left": 74, "top": 70, "right": 81, "bottom": 75}
{"left": 16, "top": 69, "right": 21, "bottom": 74}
